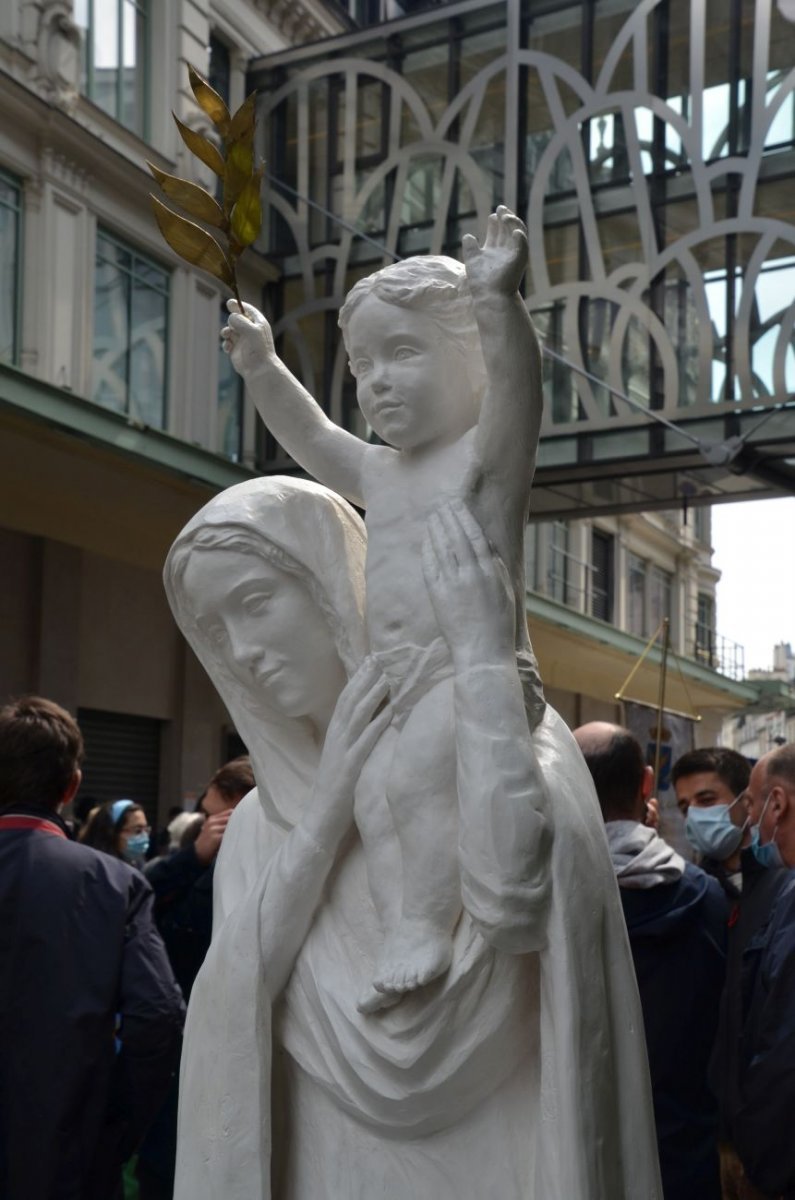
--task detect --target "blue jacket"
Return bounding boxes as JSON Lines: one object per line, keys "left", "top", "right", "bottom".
{"left": 0, "top": 806, "right": 184, "bottom": 1200}
{"left": 732, "top": 869, "right": 795, "bottom": 1198}
{"left": 619, "top": 862, "right": 728, "bottom": 1200}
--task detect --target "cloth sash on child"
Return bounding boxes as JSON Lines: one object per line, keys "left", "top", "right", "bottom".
{"left": 371, "top": 638, "right": 452, "bottom": 728}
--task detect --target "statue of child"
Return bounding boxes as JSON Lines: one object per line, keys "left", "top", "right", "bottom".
{"left": 222, "top": 206, "right": 543, "bottom": 1011}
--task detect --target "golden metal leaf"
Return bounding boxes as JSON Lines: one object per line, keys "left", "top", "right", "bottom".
{"left": 231, "top": 171, "right": 263, "bottom": 248}
{"left": 227, "top": 92, "right": 256, "bottom": 145}
{"left": 223, "top": 139, "right": 254, "bottom": 213}
{"left": 146, "top": 162, "right": 226, "bottom": 228}
{"left": 172, "top": 114, "right": 225, "bottom": 178}
{"left": 187, "top": 63, "right": 230, "bottom": 136}
{"left": 150, "top": 195, "right": 233, "bottom": 287}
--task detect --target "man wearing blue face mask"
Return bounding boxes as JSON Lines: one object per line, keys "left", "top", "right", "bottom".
{"left": 673, "top": 747, "right": 752, "bottom": 899}
{"left": 674, "top": 747, "right": 788, "bottom": 1199}
{"left": 730, "top": 744, "right": 795, "bottom": 1200}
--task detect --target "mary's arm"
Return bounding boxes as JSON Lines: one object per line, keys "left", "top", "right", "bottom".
{"left": 424, "top": 503, "right": 552, "bottom": 954}
{"left": 214, "top": 659, "right": 391, "bottom": 1000}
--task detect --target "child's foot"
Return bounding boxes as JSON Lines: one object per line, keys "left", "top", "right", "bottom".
{"left": 372, "top": 919, "right": 453, "bottom": 996}
{"left": 356, "top": 985, "right": 402, "bottom": 1015}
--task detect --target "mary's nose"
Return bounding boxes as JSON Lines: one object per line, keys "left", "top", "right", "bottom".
{"left": 228, "top": 633, "right": 256, "bottom": 672}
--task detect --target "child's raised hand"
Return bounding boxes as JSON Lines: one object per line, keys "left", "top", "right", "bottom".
{"left": 462, "top": 206, "right": 528, "bottom": 297}
{"left": 221, "top": 299, "right": 278, "bottom": 378}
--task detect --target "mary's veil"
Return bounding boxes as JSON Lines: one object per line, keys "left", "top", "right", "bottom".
{"left": 163, "top": 476, "right": 368, "bottom": 831}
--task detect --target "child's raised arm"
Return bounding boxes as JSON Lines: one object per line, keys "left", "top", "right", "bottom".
{"left": 462, "top": 208, "right": 542, "bottom": 522}
{"left": 222, "top": 302, "right": 366, "bottom": 507}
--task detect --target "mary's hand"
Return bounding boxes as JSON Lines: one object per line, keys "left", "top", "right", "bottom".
{"left": 309, "top": 659, "right": 391, "bottom": 846}
{"left": 422, "top": 500, "right": 516, "bottom": 671}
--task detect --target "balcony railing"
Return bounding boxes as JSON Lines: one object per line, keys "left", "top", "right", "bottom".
{"left": 694, "top": 626, "right": 746, "bottom": 681}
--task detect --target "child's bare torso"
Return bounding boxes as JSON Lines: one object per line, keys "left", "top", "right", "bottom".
{"left": 360, "top": 432, "right": 479, "bottom": 656}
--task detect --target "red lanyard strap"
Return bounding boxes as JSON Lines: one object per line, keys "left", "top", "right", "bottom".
{"left": 0, "top": 814, "right": 67, "bottom": 839}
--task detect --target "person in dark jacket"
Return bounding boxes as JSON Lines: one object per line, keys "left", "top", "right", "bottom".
{"left": 145, "top": 755, "right": 254, "bottom": 1000}
{"left": 574, "top": 721, "right": 728, "bottom": 1200}
{"left": 673, "top": 746, "right": 751, "bottom": 901}
{"left": 728, "top": 743, "right": 795, "bottom": 1199}
{"left": 0, "top": 696, "right": 185, "bottom": 1200}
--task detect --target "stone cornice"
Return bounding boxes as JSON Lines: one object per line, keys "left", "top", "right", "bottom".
{"left": 256, "top": 0, "right": 349, "bottom": 43}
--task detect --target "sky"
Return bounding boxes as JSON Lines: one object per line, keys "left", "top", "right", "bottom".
{"left": 711, "top": 497, "right": 795, "bottom": 674}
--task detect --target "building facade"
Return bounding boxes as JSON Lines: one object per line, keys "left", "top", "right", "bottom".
{"left": 0, "top": 0, "right": 772, "bottom": 820}
{"left": 249, "top": 0, "right": 774, "bottom": 736}
{"left": 0, "top": 0, "right": 345, "bottom": 819}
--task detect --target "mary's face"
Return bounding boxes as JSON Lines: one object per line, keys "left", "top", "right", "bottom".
{"left": 182, "top": 547, "right": 346, "bottom": 722}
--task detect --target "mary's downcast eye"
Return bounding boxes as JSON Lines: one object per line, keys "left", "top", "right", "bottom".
{"left": 242, "top": 592, "right": 272, "bottom": 616}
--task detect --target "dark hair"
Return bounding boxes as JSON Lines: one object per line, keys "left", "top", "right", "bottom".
{"left": 79, "top": 801, "right": 146, "bottom": 857}
{"left": 0, "top": 696, "right": 84, "bottom": 811}
{"left": 580, "top": 728, "right": 647, "bottom": 820}
{"left": 209, "top": 756, "right": 254, "bottom": 803}
{"left": 766, "top": 744, "right": 795, "bottom": 789}
{"left": 671, "top": 747, "right": 750, "bottom": 796}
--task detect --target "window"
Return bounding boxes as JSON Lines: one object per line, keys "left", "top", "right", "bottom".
{"left": 208, "top": 34, "right": 231, "bottom": 107}
{"left": 696, "top": 593, "right": 716, "bottom": 666}
{"left": 648, "top": 565, "right": 673, "bottom": 634}
{"left": 628, "top": 555, "right": 673, "bottom": 639}
{"left": 92, "top": 231, "right": 169, "bottom": 428}
{"left": 74, "top": 0, "right": 149, "bottom": 135}
{"left": 0, "top": 169, "right": 21, "bottom": 365}
{"left": 590, "top": 528, "right": 614, "bottom": 622}
{"left": 627, "top": 553, "right": 646, "bottom": 636}
{"left": 548, "top": 521, "right": 569, "bottom": 604}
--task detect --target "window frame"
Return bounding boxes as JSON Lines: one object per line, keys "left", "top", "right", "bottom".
{"left": 0, "top": 166, "right": 23, "bottom": 366}
{"left": 76, "top": 0, "right": 150, "bottom": 137}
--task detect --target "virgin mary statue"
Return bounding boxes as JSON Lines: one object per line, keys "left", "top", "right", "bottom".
{"left": 165, "top": 475, "right": 661, "bottom": 1200}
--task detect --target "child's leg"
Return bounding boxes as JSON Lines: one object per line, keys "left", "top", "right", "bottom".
{"left": 353, "top": 724, "right": 402, "bottom": 933}
{"left": 373, "top": 679, "right": 460, "bottom": 996}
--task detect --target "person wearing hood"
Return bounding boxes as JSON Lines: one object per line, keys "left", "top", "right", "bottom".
{"left": 574, "top": 721, "right": 727, "bottom": 1200}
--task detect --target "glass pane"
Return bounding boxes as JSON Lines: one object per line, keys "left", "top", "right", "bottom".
{"left": 209, "top": 34, "right": 231, "bottom": 107}
{"left": 218, "top": 343, "right": 243, "bottom": 460}
{"left": 400, "top": 156, "right": 443, "bottom": 226}
{"left": 402, "top": 42, "right": 449, "bottom": 125}
{"left": 121, "top": 0, "right": 146, "bottom": 133}
{"left": 93, "top": 250, "right": 129, "bottom": 414}
{"left": 628, "top": 553, "right": 646, "bottom": 637}
{"left": 130, "top": 268, "right": 167, "bottom": 427}
{"left": 92, "top": 0, "right": 120, "bottom": 122}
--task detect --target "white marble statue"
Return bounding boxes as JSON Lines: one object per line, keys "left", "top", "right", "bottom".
{"left": 164, "top": 476, "right": 662, "bottom": 1200}
{"left": 221, "top": 207, "right": 543, "bottom": 1011}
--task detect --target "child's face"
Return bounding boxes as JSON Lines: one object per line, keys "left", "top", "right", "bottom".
{"left": 346, "top": 295, "right": 478, "bottom": 451}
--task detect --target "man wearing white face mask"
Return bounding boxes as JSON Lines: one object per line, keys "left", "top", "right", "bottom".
{"left": 673, "top": 748, "right": 752, "bottom": 899}
{"left": 728, "top": 744, "right": 795, "bottom": 1199}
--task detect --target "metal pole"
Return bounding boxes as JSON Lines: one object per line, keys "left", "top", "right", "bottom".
{"left": 652, "top": 617, "right": 671, "bottom": 790}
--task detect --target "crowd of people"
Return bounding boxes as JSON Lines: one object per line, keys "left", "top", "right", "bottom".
{"left": 574, "top": 727, "right": 795, "bottom": 1200}
{"left": 1, "top": 692, "right": 795, "bottom": 1198}
{"left": 0, "top": 696, "right": 252, "bottom": 1199}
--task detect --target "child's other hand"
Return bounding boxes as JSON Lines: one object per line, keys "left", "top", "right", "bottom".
{"left": 462, "top": 206, "right": 528, "bottom": 297}
{"left": 221, "top": 300, "right": 277, "bottom": 377}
